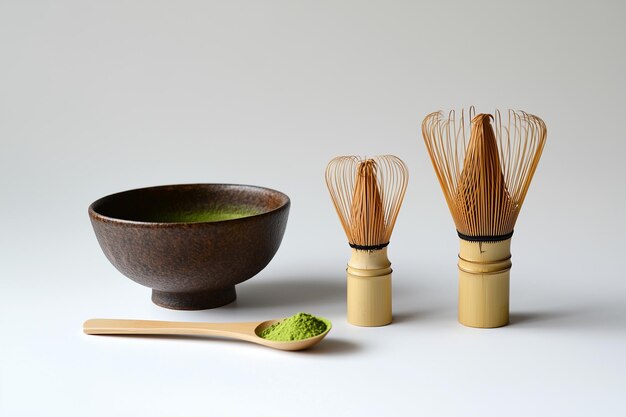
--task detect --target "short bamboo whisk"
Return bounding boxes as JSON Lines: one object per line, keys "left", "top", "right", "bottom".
{"left": 326, "top": 155, "right": 408, "bottom": 326}
{"left": 422, "top": 108, "right": 546, "bottom": 327}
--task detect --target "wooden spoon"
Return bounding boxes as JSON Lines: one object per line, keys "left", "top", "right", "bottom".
{"left": 83, "top": 318, "right": 332, "bottom": 351}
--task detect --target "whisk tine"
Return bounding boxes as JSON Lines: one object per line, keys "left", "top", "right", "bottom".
{"left": 422, "top": 108, "right": 546, "bottom": 238}
{"left": 325, "top": 155, "right": 409, "bottom": 247}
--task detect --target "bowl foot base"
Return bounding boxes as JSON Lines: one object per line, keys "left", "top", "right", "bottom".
{"left": 151, "top": 287, "right": 237, "bottom": 310}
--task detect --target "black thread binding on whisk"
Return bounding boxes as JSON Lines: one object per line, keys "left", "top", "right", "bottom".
{"left": 457, "top": 230, "right": 514, "bottom": 243}
{"left": 349, "top": 242, "right": 390, "bottom": 251}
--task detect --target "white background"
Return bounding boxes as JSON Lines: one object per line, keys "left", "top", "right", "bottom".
{"left": 1, "top": 1, "right": 625, "bottom": 416}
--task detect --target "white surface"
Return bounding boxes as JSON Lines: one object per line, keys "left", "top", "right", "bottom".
{"left": 1, "top": 1, "right": 625, "bottom": 416}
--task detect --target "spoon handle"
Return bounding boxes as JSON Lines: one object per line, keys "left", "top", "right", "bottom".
{"left": 83, "top": 319, "right": 260, "bottom": 341}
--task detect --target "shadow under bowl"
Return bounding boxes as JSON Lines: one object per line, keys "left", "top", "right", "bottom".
{"left": 88, "top": 183, "right": 290, "bottom": 310}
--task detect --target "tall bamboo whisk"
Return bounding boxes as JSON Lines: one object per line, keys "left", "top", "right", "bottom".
{"left": 422, "top": 108, "right": 546, "bottom": 328}
{"left": 326, "top": 155, "right": 408, "bottom": 326}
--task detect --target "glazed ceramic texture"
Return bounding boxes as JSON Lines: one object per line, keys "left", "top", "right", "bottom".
{"left": 89, "top": 184, "right": 290, "bottom": 310}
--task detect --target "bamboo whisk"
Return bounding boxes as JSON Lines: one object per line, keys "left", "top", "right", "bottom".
{"left": 326, "top": 155, "right": 408, "bottom": 326}
{"left": 422, "top": 108, "right": 547, "bottom": 327}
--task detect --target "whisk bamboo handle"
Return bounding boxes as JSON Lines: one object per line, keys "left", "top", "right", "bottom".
{"left": 458, "top": 238, "right": 511, "bottom": 328}
{"left": 346, "top": 248, "right": 392, "bottom": 327}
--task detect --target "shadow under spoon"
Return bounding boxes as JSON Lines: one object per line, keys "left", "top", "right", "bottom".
{"left": 83, "top": 318, "right": 331, "bottom": 351}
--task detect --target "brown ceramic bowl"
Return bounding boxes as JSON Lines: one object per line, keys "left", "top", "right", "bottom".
{"left": 88, "top": 184, "right": 290, "bottom": 310}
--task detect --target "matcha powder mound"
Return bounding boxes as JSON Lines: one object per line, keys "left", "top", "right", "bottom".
{"left": 260, "top": 313, "right": 328, "bottom": 341}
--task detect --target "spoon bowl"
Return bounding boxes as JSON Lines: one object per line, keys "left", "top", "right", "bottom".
{"left": 252, "top": 318, "right": 332, "bottom": 351}
{"left": 83, "top": 317, "right": 332, "bottom": 351}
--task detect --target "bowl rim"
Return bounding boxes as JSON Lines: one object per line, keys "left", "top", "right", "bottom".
{"left": 88, "top": 183, "right": 290, "bottom": 227}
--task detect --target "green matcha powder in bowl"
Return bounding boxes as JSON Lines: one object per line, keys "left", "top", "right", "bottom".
{"left": 260, "top": 313, "right": 330, "bottom": 341}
